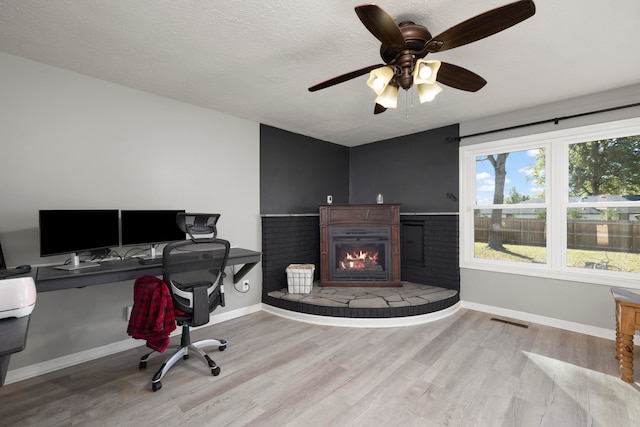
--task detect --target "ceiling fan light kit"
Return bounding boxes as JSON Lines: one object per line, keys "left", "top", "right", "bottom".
{"left": 366, "top": 59, "right": 442, "bottom": 108}
{"left": 308, "top": 0, "right": 536, "bottom": 114}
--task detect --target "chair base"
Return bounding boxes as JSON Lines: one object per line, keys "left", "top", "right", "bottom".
{"left": 139, "top": 326, "right": 226, "bottom": 392}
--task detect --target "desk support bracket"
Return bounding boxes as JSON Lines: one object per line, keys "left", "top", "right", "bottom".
{"left": 232, "top": 262, "right": 258, "bottom": 284}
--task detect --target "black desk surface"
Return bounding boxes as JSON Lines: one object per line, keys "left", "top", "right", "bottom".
{"left": 35, "top": 247, "right": 261, "bottom": 292}
{"left": 0, "top": 315, "right": 31, "bottom": 386}
{"left": 0, "top": 316, "right": 30, "bottom": 358}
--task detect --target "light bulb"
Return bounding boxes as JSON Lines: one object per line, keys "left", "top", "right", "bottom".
{"left": 413, "top": 59, "right": 441, "bottom": 85}
{"left": 418, "top": 65, "right": 432, "bottom": 80}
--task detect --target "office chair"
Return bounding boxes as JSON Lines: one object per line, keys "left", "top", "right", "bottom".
{"left": 138, "top": 213, "right": 230, "bottom": 392}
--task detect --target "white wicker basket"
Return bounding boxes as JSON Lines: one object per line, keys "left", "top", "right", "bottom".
{"left": 286, "top": 264, "right": 315, "bottom": 294}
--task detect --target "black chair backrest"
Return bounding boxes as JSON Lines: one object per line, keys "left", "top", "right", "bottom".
{"left": 162, "top": 238, "right": 230, "bottom": 326}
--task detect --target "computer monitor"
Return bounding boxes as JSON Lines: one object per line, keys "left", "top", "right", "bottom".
{"left": 39, "top": 209, "right": 120, "bottom": 270}
{"left": 120, "top": 210, "right": 186, "bottom": 259}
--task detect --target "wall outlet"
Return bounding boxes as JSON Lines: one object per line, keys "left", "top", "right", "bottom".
{"left": 242, "top": 280, "right": 250, "bottom": 292}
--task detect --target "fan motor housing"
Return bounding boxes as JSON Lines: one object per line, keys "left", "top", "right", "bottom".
{"left": 379, "top": 21, "right": 432, "bottom": 63}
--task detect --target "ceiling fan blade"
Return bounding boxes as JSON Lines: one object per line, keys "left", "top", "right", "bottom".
{"left": 374, "top": 103, "right": 387, "bottom": 114}
{"left": 355, "top": 4, "right": 405, "bottom": 52}
{"left": 427, "top": 0, "right": 536, "bottom": 53}
{"left": 436, "top": 63, "right": 487, "bottom": 92}
{"left": 308, "top": 64, "right": 384, "bottom": 92}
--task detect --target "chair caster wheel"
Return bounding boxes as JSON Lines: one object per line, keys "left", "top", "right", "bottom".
{"left": 139, "top": 361, "right": 147, "bottom": 370}
{"left": 152, "top": 381, "right": 162, "bottom": 392}
{"left": 211, "top": 366, "right": 221, "bottom": 376}
{"left": 183, "top": 354, "right": 189, "bottom": 360}
{"left": 219, "top": 344, "right": 227, "bottom": 351}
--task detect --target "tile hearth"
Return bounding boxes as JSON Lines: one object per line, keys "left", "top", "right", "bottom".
{"left": 265, "top": 282, "right": 459, "bottom": 318}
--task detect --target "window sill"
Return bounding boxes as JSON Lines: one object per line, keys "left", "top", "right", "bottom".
{"left": 460, "top": 260, "right": 640, "bottom": 290}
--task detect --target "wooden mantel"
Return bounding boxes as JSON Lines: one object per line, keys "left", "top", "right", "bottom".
{"left": 319, "top": 204, "right": 401, "bottom": 287}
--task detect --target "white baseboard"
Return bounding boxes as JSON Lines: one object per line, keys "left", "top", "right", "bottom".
{"left": 5, "top": 304, "right": 262, "bottom": 385}
{"left": 460, "top": 300, "right": 615, "bottom": 340}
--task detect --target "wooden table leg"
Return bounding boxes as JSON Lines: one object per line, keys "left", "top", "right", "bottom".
{"left": 619, "top": 333, "right": 634, "bottom": 382}
{"left": 612, "top": 288, "right": 640, "bottom": 383}
{"left": 615, "top": 302, "right": 621, "bottom": 361}
{"left": 619, "top": 305, "right": 635, "bottom": 383}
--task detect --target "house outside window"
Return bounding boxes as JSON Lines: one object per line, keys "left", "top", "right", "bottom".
{"left": 460, "top": 118, "right": 640, "bottom": 289}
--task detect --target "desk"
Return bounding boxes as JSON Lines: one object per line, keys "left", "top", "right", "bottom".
{"left": 0, "top": 316, "right": 31, "bottom": 386}
{"left": 35, "top": 248, "right": 261, "bottom": 292}
{"left": 611, "top": 287, "right": 640, "bottom": 383}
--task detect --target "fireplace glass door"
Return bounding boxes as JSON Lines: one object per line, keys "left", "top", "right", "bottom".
{"left": 330, "top": 227, "right": 390, "bottom": 282}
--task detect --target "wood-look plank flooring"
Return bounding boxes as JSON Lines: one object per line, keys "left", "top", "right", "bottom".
{"left": 1, "top": 309, "right": 639, "bottom": 426}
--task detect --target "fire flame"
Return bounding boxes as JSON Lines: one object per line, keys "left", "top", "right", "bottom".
{"left": 339, "top": 249, "right": 379, "bottom": 270}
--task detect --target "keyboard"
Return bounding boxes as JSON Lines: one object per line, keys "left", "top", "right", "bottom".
{"left": 138, "top": 257, "right": 163, "bottom": 265}
{"left": 0, "top": 265, "right": 32, "bottom": 279}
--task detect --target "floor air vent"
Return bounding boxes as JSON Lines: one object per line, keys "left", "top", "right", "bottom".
{"left": 491, "top": 317, "right": 529, "bottom": 328}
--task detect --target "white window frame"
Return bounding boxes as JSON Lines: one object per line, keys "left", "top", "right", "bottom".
{"left": 460, "top": 117, "right": 640, "bottom": 289}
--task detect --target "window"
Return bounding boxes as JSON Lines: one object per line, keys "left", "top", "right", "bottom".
{"left": 473, "top": 147, "right": 548, "bottom": 264}
{"left": 461, "top": 118, "right": 640, "bottom": 288}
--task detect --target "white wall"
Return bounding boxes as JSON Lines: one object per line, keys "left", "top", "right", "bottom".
{"left": 0, "top": 52, "right": 262, "bottom": 370}
{"left": 459, "top": 83, "right": 640, "bottom": 334}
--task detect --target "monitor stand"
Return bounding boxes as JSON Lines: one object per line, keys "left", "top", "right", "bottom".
{"left": 53, "top": 253, "right": 100, "bottom": 271}
{"left": 140, "top": 244, "right": 162, "bottom": 261}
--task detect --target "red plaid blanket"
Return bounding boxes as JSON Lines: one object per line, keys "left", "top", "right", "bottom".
{"left": 127, "top": 275, "right": 176, "bottom": 352}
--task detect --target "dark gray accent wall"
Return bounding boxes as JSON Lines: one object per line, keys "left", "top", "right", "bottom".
{"left": 260, "top": 125, "right": 349, "bottom": 214}
{"left": 260, "top": 124, "right": 461, "bottom": 299}
{"left": 261, "top": 123, "right": 460, "bottom": 214}
{"left": 349, "top": 124, "right": 459, "bottom": 212}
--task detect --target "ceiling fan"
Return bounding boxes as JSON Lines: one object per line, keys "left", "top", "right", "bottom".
{"left": 308, "top": 1, "right": 536, "bottom": 114}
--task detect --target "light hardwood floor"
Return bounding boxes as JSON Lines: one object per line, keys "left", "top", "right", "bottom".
{"left": 1, "top": 309, "right": 639, "bottom": 426}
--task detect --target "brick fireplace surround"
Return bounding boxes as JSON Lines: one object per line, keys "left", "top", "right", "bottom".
{"left": 261, "top": 211, "right": 460, "bottom": 319}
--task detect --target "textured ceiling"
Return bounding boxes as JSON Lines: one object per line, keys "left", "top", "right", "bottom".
{"left": 1, "top": 0, "right": 639, "bottom": 146}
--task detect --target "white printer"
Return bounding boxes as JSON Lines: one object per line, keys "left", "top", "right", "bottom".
{"left": 1, "top": 277, "right": 37, "bottom": 386}
{"left": 0, "top": 277, "right": 37, "bottom": 319}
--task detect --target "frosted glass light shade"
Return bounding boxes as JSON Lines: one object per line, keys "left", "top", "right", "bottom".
{"left": 375, "top": 84, "right": 398, "bottom": 108}
{"left": 417, "top": 83, "right": 443, "bottom": 103}
{"left": 367, "top": 66, "right": 395, "bottom": 95}
{"left": 413, "top": 59, "right": 441, "bottom": 85}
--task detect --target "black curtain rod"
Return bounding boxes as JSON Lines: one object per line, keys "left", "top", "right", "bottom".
{"left": 447, "top": 102, "right": 640, "bottom": 143}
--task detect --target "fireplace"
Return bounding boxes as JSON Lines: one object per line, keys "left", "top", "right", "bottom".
{"left": 320, "top": 204, "right": 401, "bottom": 287}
